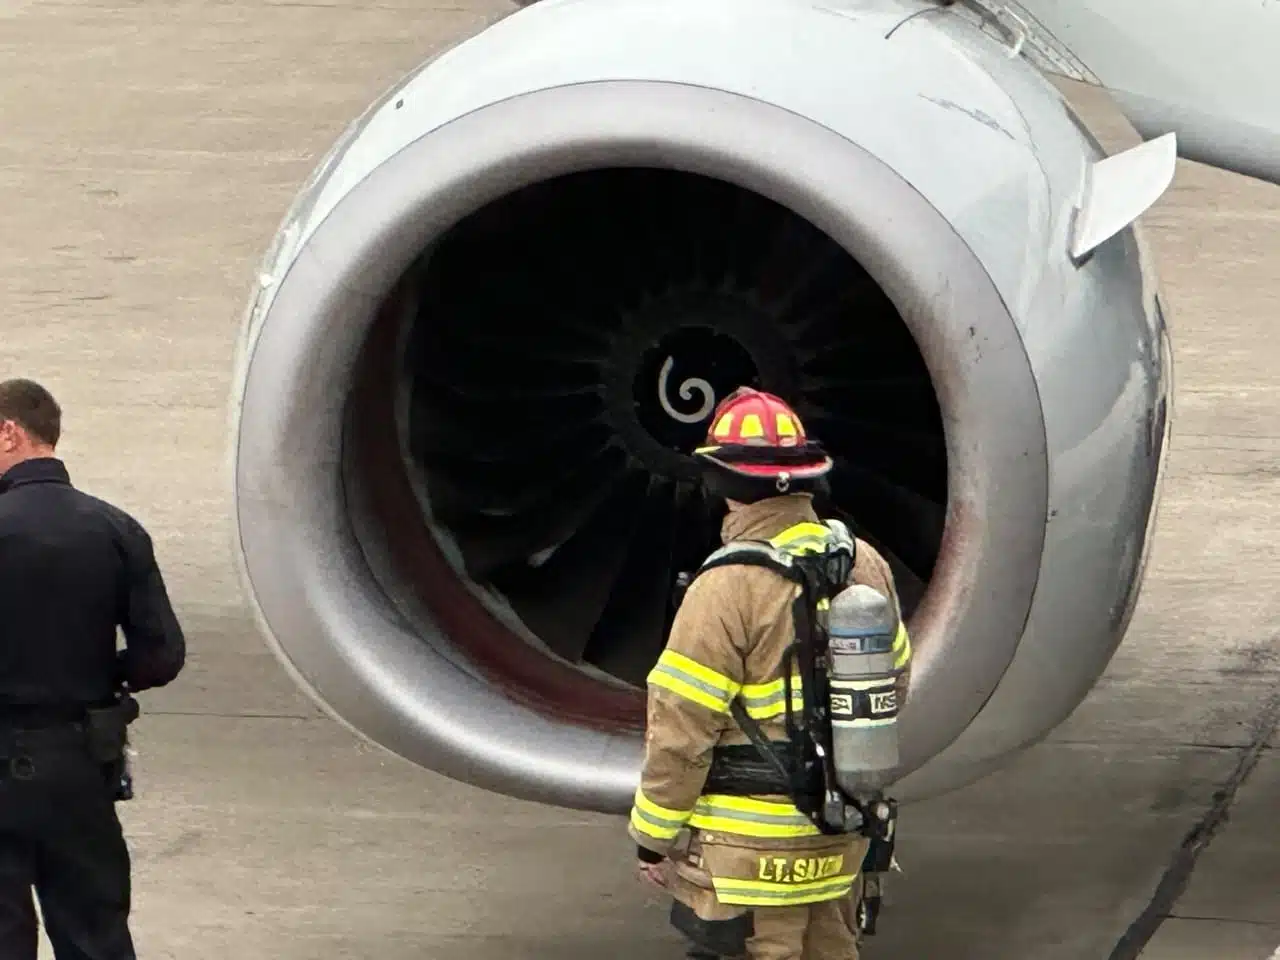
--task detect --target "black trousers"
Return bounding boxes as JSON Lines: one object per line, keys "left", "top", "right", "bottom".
{"left": 0, "top": 725, "right": 134, "bottom": 960}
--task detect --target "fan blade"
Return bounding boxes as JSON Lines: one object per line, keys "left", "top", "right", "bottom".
{"left": 584, "top": 481, "right": 680, "bottom": 685}
{"left": 491, "top": 470, "right": 649, "bottom": 663}
{"left": 439, "top": 447, "right": 631, "bottom": 573}
{"left": 805, "top": 412, "right": 946, "bottom": 500}
{"left": 449, "top": 466, "right": 635, "bottom": 581}
{"left": 409, "top": 387, "right": 604, "bottom": 462}
{"left": 430, "top": 444, "right": 626, "bottom": 522}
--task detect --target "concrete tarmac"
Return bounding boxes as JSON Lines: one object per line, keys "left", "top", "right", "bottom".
{"left": 2, "top": 2, "right": 1278, "bottom": 958}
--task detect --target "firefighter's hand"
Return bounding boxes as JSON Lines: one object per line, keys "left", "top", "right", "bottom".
{"left": 636, "top": 860, "right": 669, "bottom": 889}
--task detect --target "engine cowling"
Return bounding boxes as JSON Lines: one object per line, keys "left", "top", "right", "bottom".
{"left": 230, "top": 0, "right": 1170, "bottom": 812}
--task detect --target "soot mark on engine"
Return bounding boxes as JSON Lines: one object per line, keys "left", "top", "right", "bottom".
{"left": 920, "top": 95, "right": 1017, "bottom": 142}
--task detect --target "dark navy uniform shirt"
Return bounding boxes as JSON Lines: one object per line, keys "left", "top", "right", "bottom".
{"left": 0, "top": 458, "right": 185, "bottom": 707}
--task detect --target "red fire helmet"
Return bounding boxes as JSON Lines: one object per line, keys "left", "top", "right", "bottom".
{"left": 693, "top": 387, "right": 832, "bottom": 495}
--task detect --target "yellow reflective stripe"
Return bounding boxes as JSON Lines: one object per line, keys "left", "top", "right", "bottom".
{"left": 689, "top": 795, "right": 822, "bottom": 838}
{"left": 893, "top": 623, "right": 912, "bottom": 669}
{"left": 774, "top": 538, "right": 829, "bottom": 556}
{"left": 648, "top": 672, "right": 729, "bottom": 713}
{"left": 769, "top": 521, "right": 835, "bottom": 556}
{"left": 647, "top": 650, "right": 740, "bottom": 713}
{"left": 630, "top": 806, "right": 682, "bottom": 841}
{"left": 630, "top": 789, "right": 693, "bottom": 841}
{"left": 686, "top": 815, "right": 818, "bottom": 839}
{"left": 740, "top": 676, "right": 804, "bottom": 699}
{"left": 634, "top": 789, "right": 692, "bottom": 823}
{"left": 769, "top": 522, "right": 831, "bottom": 548}
{"left": 712, "top": 875, "right": 855, "bottom": 906}
{"left": 740, "top": 675, "right": 804, "bottom": 720}
{"left": 743, "top": 696, "right": 804, "bottom": 721}
{"left": 659, "top": 650, "right": 737, "bottom": 693}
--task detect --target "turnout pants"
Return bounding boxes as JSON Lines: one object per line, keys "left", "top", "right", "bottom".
{"left": 744, "top": 901, "right": 860, "bottom": 960}
{"left": 670, "top": 831, "right": 866, "bottom": 960}
{"left": 684, "top": 899, "right": 860, "bottom": 960}
{"left": 0, "top": 724, "right": 134, "bottom": 960}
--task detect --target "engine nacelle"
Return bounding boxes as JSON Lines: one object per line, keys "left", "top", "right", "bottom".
{"left": 230, "top": 0, "right": 1171, "bottom": 812}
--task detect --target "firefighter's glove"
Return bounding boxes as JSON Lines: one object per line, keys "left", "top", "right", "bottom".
{"left": 637, "top": 844, "right": 665, "bottom": 864}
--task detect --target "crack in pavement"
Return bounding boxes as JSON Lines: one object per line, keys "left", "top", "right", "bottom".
{"left": 1106, "top": 687, "right": 1280, "bottom": 960}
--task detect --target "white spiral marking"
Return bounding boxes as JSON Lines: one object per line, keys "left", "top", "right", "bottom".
{"left": 658, "top": 356, "right": 716, "bottom": 424}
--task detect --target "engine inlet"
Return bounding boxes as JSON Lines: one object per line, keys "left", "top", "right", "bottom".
{"left": 392, "top": 168, "right": 946, "bottom": 692}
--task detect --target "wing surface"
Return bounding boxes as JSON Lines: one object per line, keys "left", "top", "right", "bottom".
{"left": 960, "top": 0, "right": 1280, "bottom": 184}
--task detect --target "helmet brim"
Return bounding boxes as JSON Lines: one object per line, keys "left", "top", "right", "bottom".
{"left": 694, "top": 445, "right": 833, "bottom": 480}
{"left": 696, "top": 454, "right": 832, "bottom": 504}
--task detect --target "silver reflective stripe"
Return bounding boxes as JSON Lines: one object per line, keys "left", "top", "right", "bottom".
{"left": 694, "top": 801, "right": 813, "bottom": 829}
{"left": 650, "top": 663, "right": 732, "bottom": 704}
{"left": 741, "top": 687, "right": 802, "bottom": 714}
{"left": 742, "top": 688, "right": 784, "bottom": 711}
{"left": 702, "top": 542, "right": 792, "bottom": 568}
{"left": 633, "top": 806, "right": 684, "bottom": 833}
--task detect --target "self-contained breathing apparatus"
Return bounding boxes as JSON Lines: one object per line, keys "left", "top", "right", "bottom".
{"left": 675, "top": 519, "right": 904, "bottom": 937}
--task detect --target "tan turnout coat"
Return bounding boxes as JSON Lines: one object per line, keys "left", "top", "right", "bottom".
{"left": 628, "top": 493, "right": 912, "bottom": 916}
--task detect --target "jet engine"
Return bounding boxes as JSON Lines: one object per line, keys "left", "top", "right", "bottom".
{"left": 230, "top": 0, "right": 1172, "bottom": 812}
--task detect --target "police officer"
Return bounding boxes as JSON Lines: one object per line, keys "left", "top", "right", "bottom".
{"left": 0, "top": 378, "right": 186, "bottom": 959}
{"left": 628, "top": 387, "right": 911, "bottom": 960}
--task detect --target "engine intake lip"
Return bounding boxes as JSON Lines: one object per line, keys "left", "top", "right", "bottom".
{"left": 232, "top": 79, "right": 1048, "bottom": 811}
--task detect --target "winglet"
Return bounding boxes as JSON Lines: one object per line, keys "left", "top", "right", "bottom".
{"left": 1069, "top": 132, "right": 1177, "bottom": 264}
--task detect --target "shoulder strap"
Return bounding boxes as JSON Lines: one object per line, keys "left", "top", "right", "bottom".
{"left": 681, "top": 526, "right": 849, "bottom": 835}
{"left": 688, "top": 517, "right": 854, "bottom": 585}
{"left": 693, "top": 541, "right": 805, "bottom": 585}
{"left": 823, "top": 518, "right": 856, "bottom": 559}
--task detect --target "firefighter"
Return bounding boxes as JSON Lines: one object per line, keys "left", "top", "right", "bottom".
{"left": 628, "top": 387, "right": 911, "bottom": 960}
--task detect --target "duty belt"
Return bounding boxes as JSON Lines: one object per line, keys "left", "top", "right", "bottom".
{"left": 0, "top": 714, "right": 91, "bottom": 782}
{"left": 0, "top": 702, "right": 87, "bottom": 729}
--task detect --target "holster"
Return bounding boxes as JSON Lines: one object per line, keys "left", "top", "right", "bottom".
{"left": 861, "top": 828, "right": 895, "bottom": 874}
{"left": 84, "top": 695, "right": 139, "bottom": 801}
{"left": 856, "top": 824, "right": 896, "bottom": 937}
{"left": 84, "top": 696, "right": 138, "bottom": 764}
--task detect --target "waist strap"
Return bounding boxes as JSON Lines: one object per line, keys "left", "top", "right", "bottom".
{"left": 706, "top": 742, "right": 812, "bottom": 796}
